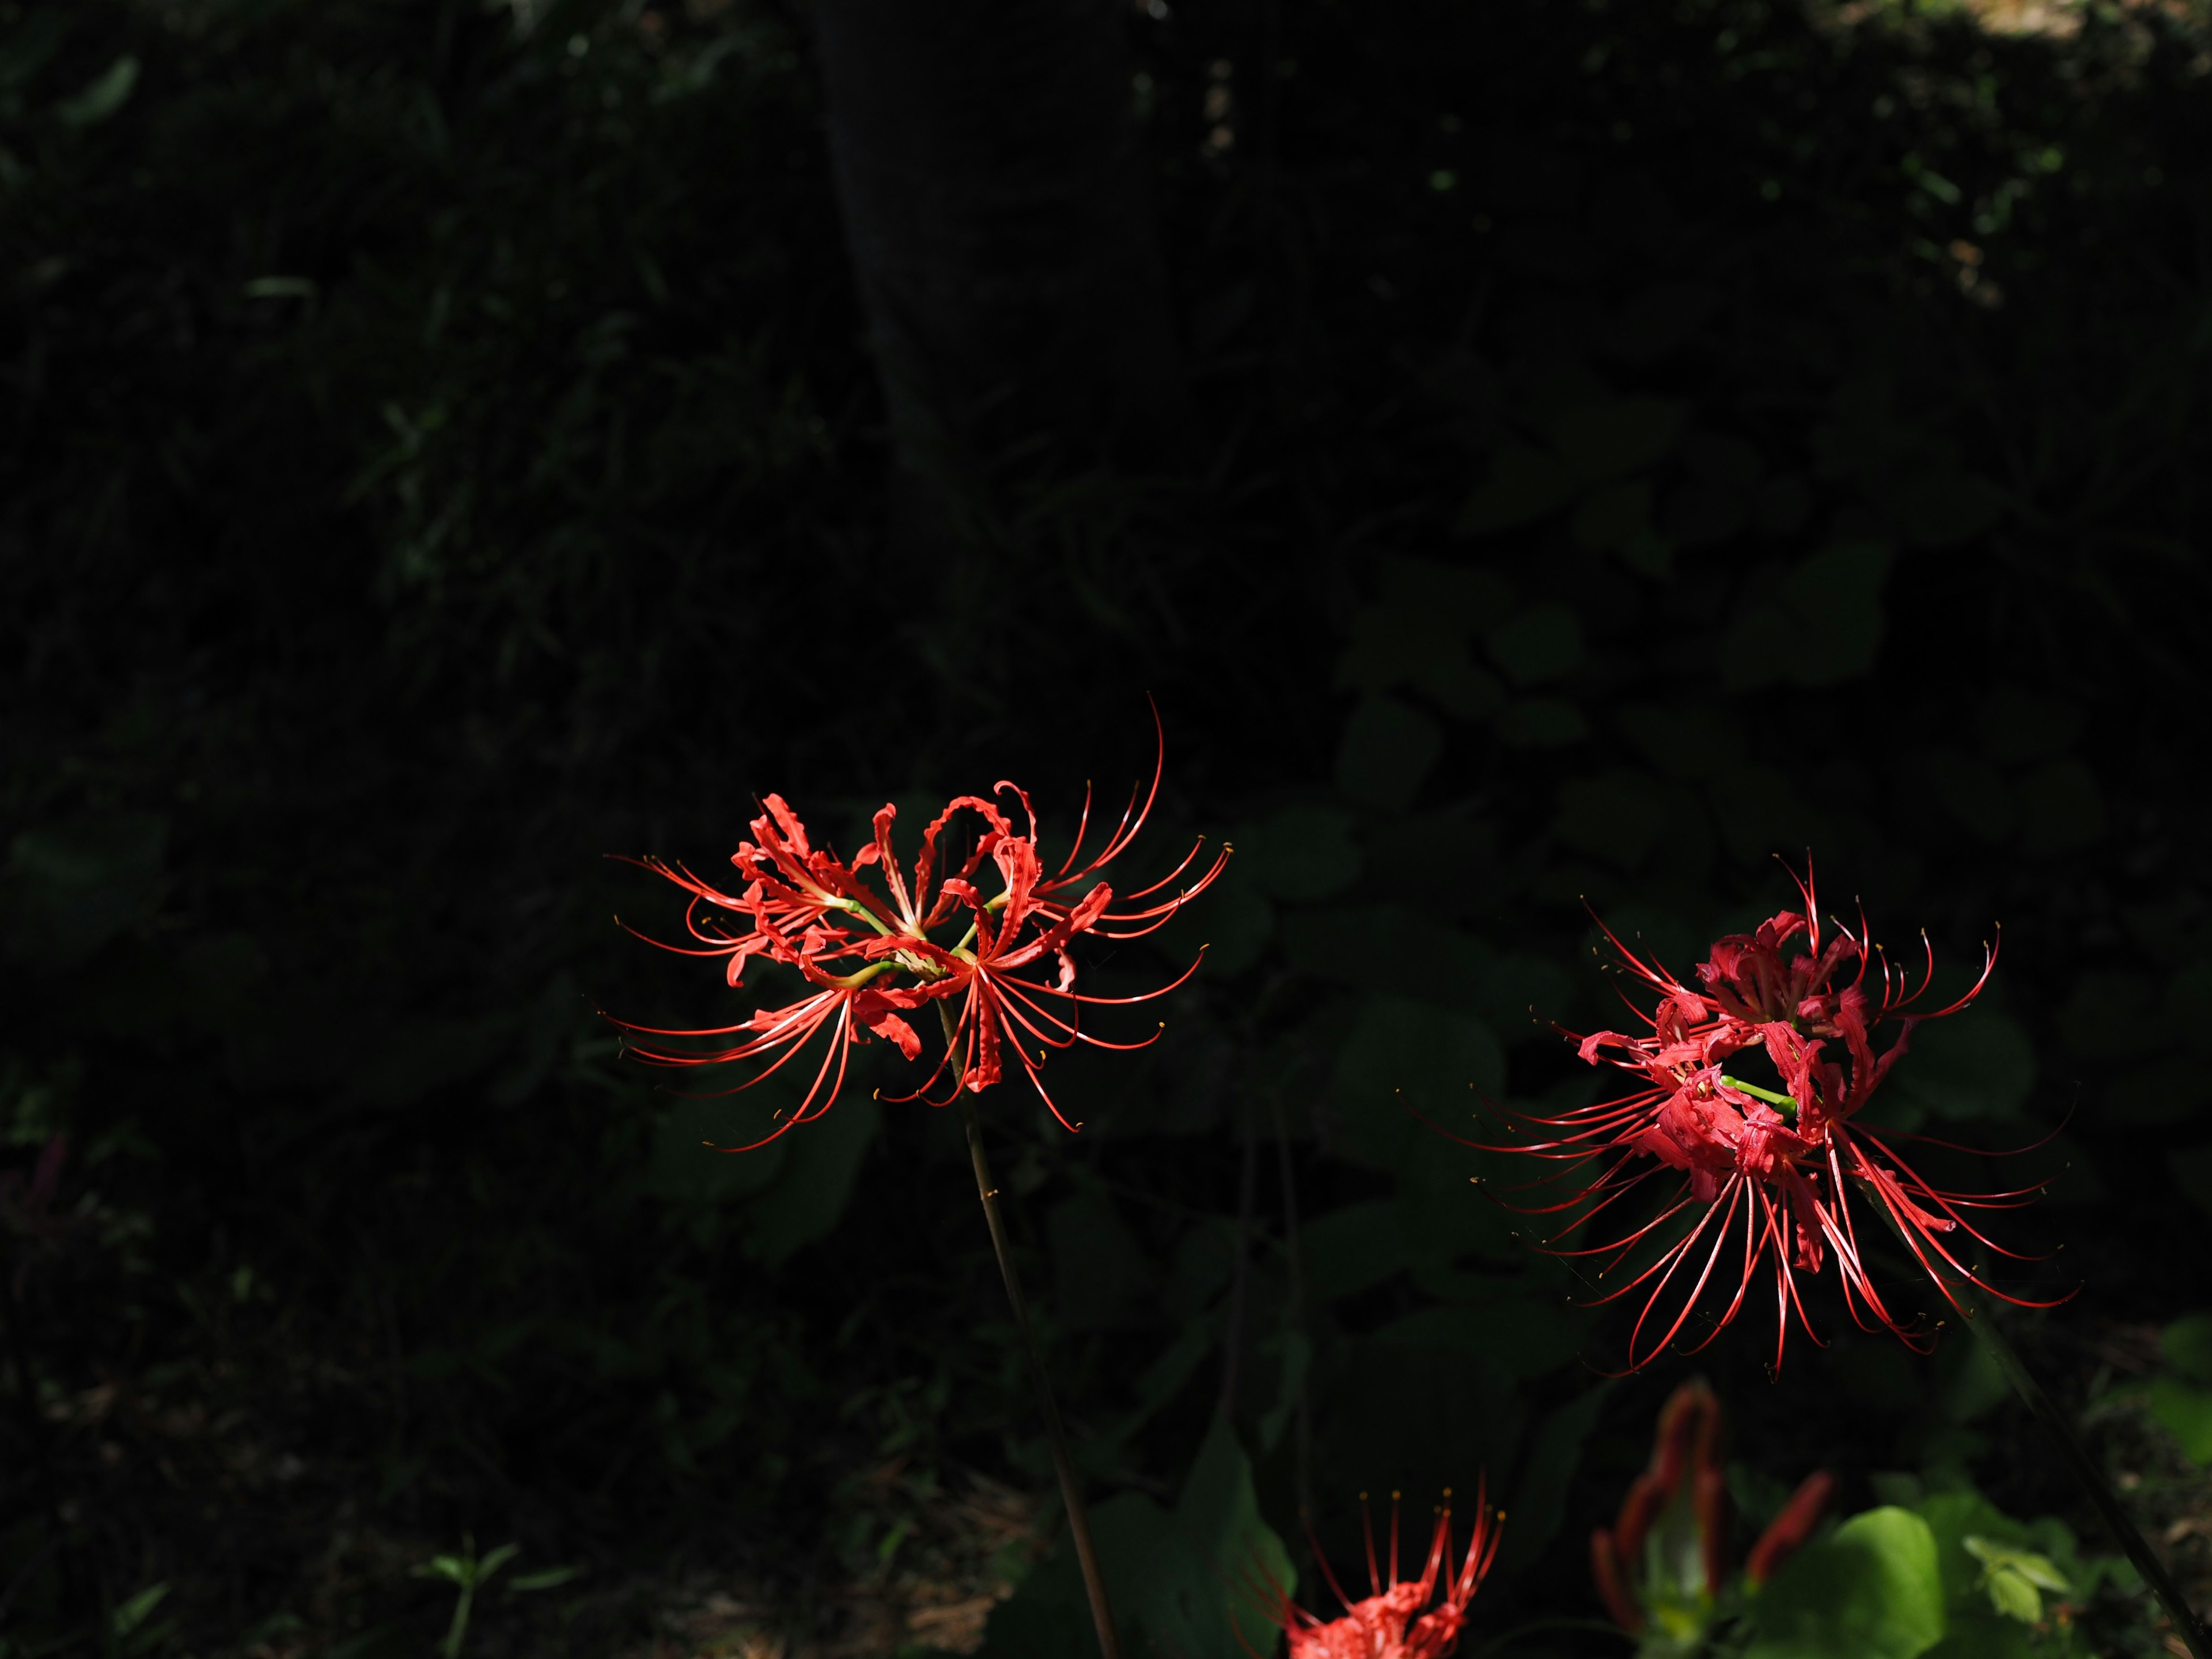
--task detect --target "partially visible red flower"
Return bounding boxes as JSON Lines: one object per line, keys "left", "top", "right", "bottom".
{"left": 1259, "top": 1484, "right": 1502, "bottom": 1659}
{"left": 1592, "top": 1380, "right": 1831, "bottom": 1644}
{"left": 615, "top": 728, "right": 1225, "bottom": 1143}
{"left": 1486, "top": 861, "right": 2061, "bottom": 1370}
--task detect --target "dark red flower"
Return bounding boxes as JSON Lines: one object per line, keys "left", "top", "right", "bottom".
{"left": 1260, "top": 1485, "right": 1502, "bottom": 1659}
{"left": 615, "top": 733, "right": 1224, "bottom": 1143}
{"left": 1487, "top": 862, "right": 2059, "bottom": 1370}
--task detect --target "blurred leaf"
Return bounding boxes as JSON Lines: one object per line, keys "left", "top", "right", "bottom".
{"left": 1747, "top": 1506, "right": 1945, "bottom": 1659}
{"left": 1187, "top": 859, "right": 1274, "bottom": 978}
{"left": 1301, "top": 1200, "right": 1414, "bottom": 1302}
{"left": 744, "top": 1092, "right": 881, "bottom": 1263}
{"left": 649, "top": 1096, "right": 791, "bottom": 1205}
{"left": 109, "top": 1582, "right": 169, "bottom": 1639}
{"left": 1457, "top": 443, "right": 1580, "bottom": 535}
{"left": 2171, "top": 1144, "right": 2212, "bottom": 1219}
{"left": 1483, "top": 603, "right": 1584, "bottom": 687}
{"left": 1544, "top": 395, "right": 1687, "bottom": 482}
{"left": 1, "top": 813, "right": 166, "bottom": 969}
{"left": 1236, "top": 805, "right": 1361, "bottom": 903}
{"left": 1319, "top": 1342, "right": 1524, "bottom": 1497}
{"left": 1369, "top": 1298, "right": 1595, "bottom": 1380}
{"left": 1607, "top": 282, "right": 1721, "bottom": 362}
{"left": 2056, "top": 971, "right": 2161, "bottom": 1060}
{"left": 1331, "top": 994, "right": 1503, "bottom": 1172}
{"left": 55, "top": 54, "right": 138, "bottom": 127}
{"left": 350, "top": 1017, "right": 507, "bottom": 1108}
{"left": 1554, "top": 768, "right": 1673, "bottom": 869}
{"left": 507, "top": 1564, "right": 582, "bottom": 1592}
{"left": 1960, "top": 1537, "right": 2066, "bottom": 1623}
{"left": 1570, "top": 478, "right": 1653, "bottom": 552}
{"left": 1137, "top": 1419, "right": 1294, "bottom": 1659}
{"left": 2161, "top": 1313, "right": 2212, "bottom": 1385}
{"left": 2148, "top": 1376, "right": 2212, "bottom": 1463}
{"left": 1494, "top": 695, "right": 1590, "bottom": 748}
{"left": 1974, "top": 685, "right": 2082, "bottom": 765}
{"left": 2014, "top": 760, "right": 2105, "bottom": 859}
{"left": 1891, "top": 1010, "right": 2035, "bottom": 1123}
{"left": 1336, "top": 695, "right": 1444, "bottom": 810}
{"left": 1503, "top": 1380, "right": 1612, "bottom": 1566}
{"left": 1722, "top": 542, "right": 1896, "bottom": 692}
{"left": 1049, "top": 1181, "right": 1157, "bottom": 1331}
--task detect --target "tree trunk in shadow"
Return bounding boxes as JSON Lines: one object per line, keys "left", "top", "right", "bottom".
{"left": 812, "top": 0, "right": 1188, "bottom": 548}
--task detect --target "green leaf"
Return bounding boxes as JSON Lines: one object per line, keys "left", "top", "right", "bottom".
{"left": 2149, "top": 1376, "right": 2212, "bottom": 1463}
{"left": 1138, "top": 1419, "right": 1296, "bottom": 1659}
{"left": 1554, "top": 769, "right": 1675, "bottom": 869}
{"left": 2171, "top": 1145, "right": 2212, "bottom": 1220}
{"left": 507, "top": 1564, "right": 581, "bottom": 1593}
{"left": 1723, "top": 542, "right": 1897, "bottom": 691}
{"left": 1483, "top": 603, "right": 1584, "bottom": 686}
{"left": 1503, "top": 1381, "right": 1613, "bottom": 1566}
{"left": 1236, "top": 805, "right": 1361, "bottom": 903}
{"left": 1330, "top": 994, "right": 1503, "bottom": 1173}
{"left": 1890, "top": 1010, "right": 2035, "bottom": 1123}
{"left": 110, "top": 1583, "right": 169, "bottom": 1639}
{"left": 1368, "top": 1297, "right": 1595, "bottom": 1380}
{"left": 1336, "top": 695, "right": 1444, "bottom": 810}
{"left": 1748, "top": 1507, "right": 1946, "bottom": 1659}
{"left": 647, "top": 1094, "right": 792, "bottom": 1206}
{"left": 1544, "top": 395, "right": 1687, "bottom": 481}
{"left": 1, "top": 813, "right": 167, "bottom": 968}
{"left": 55, "top": 54, "right": 138, "bottom": 127}
{"left": 1457, "top": 443, "right": 1581, "bottom": 536}
{"left": 1048, "top": 1182, "right": 1157, "bottom": 1330}
{"left": 2014, "top": 760, "right": 2105, "bottom": 859}
{"left": 1961, "top": 1536, "right": 2067, "bottom": 1623}
{"left": 744, "top": 1092, "right": 882, "bottom": 1263}
{"left": 1300, "top": 1201, "right": 1415, "bottom": 1302}
{"left": 476, "top": 1543, "right": 520, "bottom": 1583}
{"left": 1494, "top": 695, "right": 1590, "bottom": 748}
{"left": 2161, "top": 1313, "right": 2212, "bottom": 1385}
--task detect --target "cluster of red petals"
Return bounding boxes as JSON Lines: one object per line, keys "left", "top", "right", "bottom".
{"left": 1490, "top": 862, "right": 2059, "bottom": 1370}
{"left": 1261, "top": 1485, "right": 1502, "bottom": 1659}
{"left": 1590, "top": 1379, "right": 1832, "bottom": 1635}
{"left": 615, "top": 737, "right": 1224, "bottom": 1145}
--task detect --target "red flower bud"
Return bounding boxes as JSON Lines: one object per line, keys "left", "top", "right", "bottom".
{"left": 1747, "top": 1471, "right": 1835, "bottom": 1585}
{"left": 1590, "top": 1528, "right": 1644, "bottom": 1634}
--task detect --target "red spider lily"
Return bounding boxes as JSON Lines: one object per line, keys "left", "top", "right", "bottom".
{"left": 1484, "top": 861, "right": 2061, "bottom": 1371}
{"left": 1258, "top": 1485, "right": 1503, "bottom": 1659}
{"left": 614, "top": 730, "right": 1225, "bottom": 1144}
{"left": 1591, "top": 1379, "right": 1831, "bottom": 1647}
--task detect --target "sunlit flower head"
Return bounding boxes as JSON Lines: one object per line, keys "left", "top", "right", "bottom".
{"left": 613, "top": 723, "right": 1225, "bottom": 1145}
{"left": 1258, "top": 1484, "right": 1502, "bottom": 1659}
{"left": 1484, "top": 861, "right": 2062, "bottom": 1370}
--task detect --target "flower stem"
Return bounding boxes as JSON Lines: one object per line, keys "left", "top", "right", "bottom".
{"left": 1952, "top": 1293, "right": 2209, "bottom": 1658}
{"left": 958, "top": 1090, "right": 1124, "bottom": 1659}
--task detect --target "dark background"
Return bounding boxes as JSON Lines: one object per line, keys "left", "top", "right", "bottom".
{"left": 4, "top": 0, "right": 2211, "bottom": 1653}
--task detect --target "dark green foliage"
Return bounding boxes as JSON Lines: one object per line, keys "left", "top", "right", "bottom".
{"left": 5, "top": 0, "right": 2212, "bottom": 1652}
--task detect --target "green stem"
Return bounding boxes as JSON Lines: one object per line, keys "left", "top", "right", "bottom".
{"left": 1717, "top": 1074, "right": 1797, "bottom": 1113}
{"left": 940, "top": 1008, "right": 1122, "bottom": 1659}
{"left": 1956, "top": 1305, "right": 2209, "bottom": 1659}
{"left": 441, "top": 1580, "right": 475, "bottom": 1659}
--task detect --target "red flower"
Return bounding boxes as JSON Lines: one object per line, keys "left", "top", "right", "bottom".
{"left": 1591, "top": 1380, "right": 1832, "bottom": 1642}
{"left": 1261, "top": 1486, "right": 1503, "bottom": 1659}
{"left": 615, "top": 732, "right": 1225, "bottom": 1143}
{"left": 1488, "top": 862, "right": 2059, "bottom": 1370}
